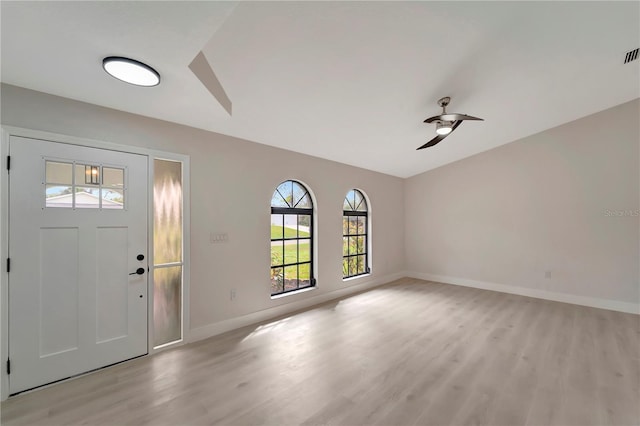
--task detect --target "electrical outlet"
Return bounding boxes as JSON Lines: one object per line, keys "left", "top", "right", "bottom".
{"left": 230, "top": 289, "right": 237, "bottom": 300}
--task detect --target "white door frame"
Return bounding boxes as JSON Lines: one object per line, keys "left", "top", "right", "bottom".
{"left": 0, "top": 126, "right": 191, "bottom": 400}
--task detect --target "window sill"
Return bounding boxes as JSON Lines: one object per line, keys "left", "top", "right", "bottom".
{"left": 270, "top": 286, "right": 316, "bottom": 300}
{"left": 343, "top": 273, "right": 371, "bottom": 282}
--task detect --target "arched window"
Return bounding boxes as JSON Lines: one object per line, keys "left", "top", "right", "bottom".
{"left": 343, "top": 189, "right": 369, "bottom": 279}
{"left": 270, "top": 180, "right": 315, "bottom": 296}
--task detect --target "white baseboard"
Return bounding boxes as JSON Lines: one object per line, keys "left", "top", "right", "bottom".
{"left": 187, "top": 271, "right": 407, "bottom": 343}
{"left": 406, "top": 271, "right": 639, "bottom": 315}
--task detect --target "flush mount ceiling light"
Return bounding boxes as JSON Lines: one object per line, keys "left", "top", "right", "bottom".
{"left": 102, "top": 56, "right": 160, "bottom": 87}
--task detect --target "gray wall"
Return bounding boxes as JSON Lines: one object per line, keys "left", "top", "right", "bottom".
{"left": 2, "top": 83, "right": 637, "bottom": 328}
{"left": 1, "top": 84, "right": 406, "bottom": 337}
{"left": 405, "top": 99, "right": 639, "bottom": 309}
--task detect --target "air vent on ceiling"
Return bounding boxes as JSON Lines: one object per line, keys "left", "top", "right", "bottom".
{"left": 624, "top": 48, "right": 639, "bottom": 64}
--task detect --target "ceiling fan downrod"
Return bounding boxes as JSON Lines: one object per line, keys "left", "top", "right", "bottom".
{"left": 437, "top": 96, "right": 450, "bottom": 114}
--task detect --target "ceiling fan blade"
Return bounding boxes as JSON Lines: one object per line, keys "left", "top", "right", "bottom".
{"left": 439, "top": 113, "right": 483, "bottom": 121}
{"left": 416, "top": 121, "right": 463, "bottom": 150}
{"left": 423, "top": 115, "right": 441, "bottom": 124}
{"left": 416, "top": 134, "right": 447, "bottom": 150}
{"left": 423, "top": 113, "right": 483, "bottom": 123}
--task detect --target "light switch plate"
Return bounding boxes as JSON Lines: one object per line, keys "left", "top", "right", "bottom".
{"left": 210, "top": 232, "right": 229, "bottom": 244}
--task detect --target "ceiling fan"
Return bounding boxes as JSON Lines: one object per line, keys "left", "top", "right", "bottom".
{"left": 417, "top": 97, "right": 483, "bottom": 150}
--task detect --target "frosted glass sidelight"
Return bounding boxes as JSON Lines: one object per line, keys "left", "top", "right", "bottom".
{"left": 153, "top": 266, "right": 182, "bottom": 347}
{"left": 153, "top": 159, "right": 183, "bottom": 348}
{"left": 153, "top": 159, "right": 182, "bottom": 264}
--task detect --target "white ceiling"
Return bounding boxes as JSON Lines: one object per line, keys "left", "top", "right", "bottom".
{"left": 2, "top": 1, "right": 638, "bottom": 178}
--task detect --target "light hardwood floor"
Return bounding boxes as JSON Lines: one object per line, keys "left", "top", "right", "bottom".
{"left": 2, "top": 278, "right": 639, "bottom": 426}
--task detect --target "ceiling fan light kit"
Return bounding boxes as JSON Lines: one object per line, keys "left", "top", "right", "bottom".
{"left": 435, "top": 121, "right": 453, "bottom": 135}
{"left": 102, "top": 56, "right": 160, "bottom": 87}
{"left": 418, "top": 96, "right": 484, "bottom": 150}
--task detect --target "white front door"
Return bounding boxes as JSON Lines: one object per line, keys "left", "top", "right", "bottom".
{"left": 8, "top": 136, "right": 148, "bottom": 394}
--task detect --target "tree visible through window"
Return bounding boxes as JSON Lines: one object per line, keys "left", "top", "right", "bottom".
{"left": 270, "top": 180, "right": 315, "bottom": 295}
{"left": 343, "top": 189, "right": 369, "bottom": 278}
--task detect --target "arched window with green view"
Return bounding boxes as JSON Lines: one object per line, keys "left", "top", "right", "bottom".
{"left": 343, "top": 189, "right": 369, "bottom": 279}
{"left": 270, "top": 180, "right": 315, "bottom": 296}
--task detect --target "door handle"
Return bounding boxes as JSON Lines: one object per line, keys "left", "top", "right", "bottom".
{"left": 129, "top": 267, "right": 145, "bottom": 276}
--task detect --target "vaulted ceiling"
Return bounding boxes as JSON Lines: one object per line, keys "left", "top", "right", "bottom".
{"left": 2, "top": 1, "right": 638, "bottom": 177}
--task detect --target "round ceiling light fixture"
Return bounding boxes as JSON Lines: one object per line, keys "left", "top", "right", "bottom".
{"left": 435, "top": 121, "right": 453, "bottom": 136}
{"left": 102, "top": 56, "right": 160, "bottom": 87}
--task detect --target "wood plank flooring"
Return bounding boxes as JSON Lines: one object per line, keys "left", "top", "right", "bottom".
{"left": 2, "top": 278, "right": 639, "bottom": 425}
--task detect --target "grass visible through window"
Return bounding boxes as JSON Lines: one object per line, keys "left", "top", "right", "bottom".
{"left": 271, "top": 242, "right": 310, "bottom": 275}
{"left": 271, "top": 225, "right": 310, "bottom": 239}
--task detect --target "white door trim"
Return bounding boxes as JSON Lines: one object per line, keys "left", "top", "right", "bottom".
{"left": 0, "top": 126, "right": 191, "bottom": 400}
